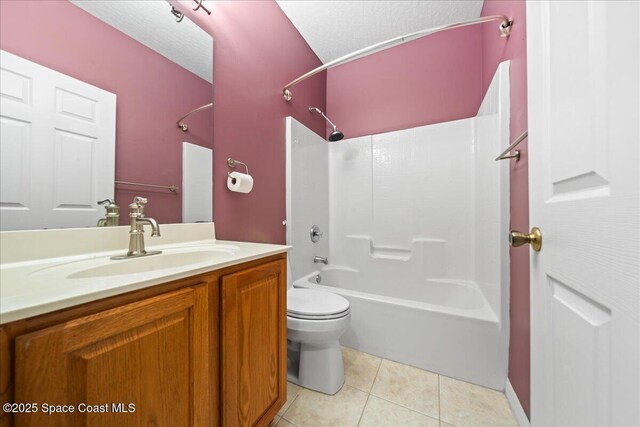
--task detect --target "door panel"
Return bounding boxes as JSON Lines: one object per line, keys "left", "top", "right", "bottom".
{"left": 53, "top": 129, "right": 97, "bottom": 210}
{"left": 0, "top": 116, "right": 31, "bottom": 211}
{"left": 221, "top": 260, "right": 287, "bottom": 427}
{"left": 546, "top": 2, "right": 610, "bottom": 202}
{"left": 549, "top": 277, "right": 611, "bottom": 427}
{"left": 528, "top": 1, "right": 639, "bottom": 426}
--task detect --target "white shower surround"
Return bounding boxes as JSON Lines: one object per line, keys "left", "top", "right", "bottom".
{"left": 286, "top": 61, "right": 510, "bottom": 389}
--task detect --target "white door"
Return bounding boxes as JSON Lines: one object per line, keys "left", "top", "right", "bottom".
{"left": 0, "top": 50, "right": 116, "bottom": 230}
{"left": 527, "top": 2, "right": 639, "bottom": 426}
{"left": 182, "top": 142, "right": 213, "bottom": 223}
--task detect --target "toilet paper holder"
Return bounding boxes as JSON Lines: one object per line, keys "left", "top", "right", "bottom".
{"left": 227, "top": 158, "right": 249, "bottom": 178}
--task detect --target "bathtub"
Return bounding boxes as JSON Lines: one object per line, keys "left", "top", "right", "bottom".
{"left": 293, "top": 266, "right": 508, "bottom": 390}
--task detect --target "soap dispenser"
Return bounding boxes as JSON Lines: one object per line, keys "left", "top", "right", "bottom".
{"left": 97, "top": 199, "right": 120, "bottom": 227}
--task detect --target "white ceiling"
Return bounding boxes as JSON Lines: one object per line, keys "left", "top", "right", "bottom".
{"left": 71, "top": 0, "right": 213, "bottom": 83}
{"left": 276, "top": 1, "right": 484, "bottom": 64}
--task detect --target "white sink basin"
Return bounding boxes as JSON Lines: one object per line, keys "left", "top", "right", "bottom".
{"left": 0, "top": 224, "right": 289, "bottom": 324}
{"left": 69, "top": 250, "right": 229, "bottom": 279}
{"left": 28, "top": 245, "right": 239, "bottom": 280}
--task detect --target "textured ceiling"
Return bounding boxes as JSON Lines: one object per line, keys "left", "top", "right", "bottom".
{"left": 71, "top": 0, "right": 213, "bottom": 83}
{"left": 276, "top": 1, "right": 484, "bottom": 64}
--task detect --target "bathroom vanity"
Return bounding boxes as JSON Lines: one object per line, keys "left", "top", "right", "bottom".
{"left": 0, "top": 224, "right": 288, "bottom": 427}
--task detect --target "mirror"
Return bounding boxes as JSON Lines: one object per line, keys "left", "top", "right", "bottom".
{"left": 0, "top": 0, "right": 213, "bottom": 231}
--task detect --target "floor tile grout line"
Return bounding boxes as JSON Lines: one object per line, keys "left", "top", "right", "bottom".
{"left": 368, "top": 357, "right": 441, "bottom": 420}
{"left": 347, "top": 347, "right": 511, "bottom": 396}
{"left": 356, "top": 357, "right": 384, "bottom": 427}
{"left": 286, "top": 347, "right": 514, "bottom": 427}
{"left": 350, "top": 347, "right": 514, "bottom": 424}
{"left": 278, "top": 417, "right": 298, "bottom": 427}
{"left": 438, "top": 370, "right": 508, "bottom": 395}
{"left": 355, "top": 392, "right": 371, "bottom": 427}
{"left": 438, "top": 375, "right": 516, "bottom": 425}
{"left": 280, "top": 418, "right": 300, "bottom": 427}
{"left": 369, "top": 356, "right": 384, "bottom": 392}
{"left": 280, "top": 388, "right": 303, "bottom": 423}
{"left": 342, "top": 346, "right": 383, "bottom": 393}
{"left": 438, "top": 374, "right": 441, "bottom": 422}
{"left": 367, "top": 392, "right": 441, "bottom": 423}
{"left": 343, "top": 345, "right": 383, "bottom": 363}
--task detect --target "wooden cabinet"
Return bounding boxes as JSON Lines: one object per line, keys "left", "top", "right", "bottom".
{"left": 0, "top": 254, "right": 287, "bottom": 427}
{"left": 14, "top": 285, "right": 210, "bottom": 427}
{"left": 221, "top": 261, "right": 287, "bottom": 426}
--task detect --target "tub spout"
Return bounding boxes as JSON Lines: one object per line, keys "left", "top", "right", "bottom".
{"left": 313, "top": 256, "right": 328, "bottom": 265}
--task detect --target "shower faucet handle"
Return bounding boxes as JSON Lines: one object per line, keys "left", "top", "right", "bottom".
{"left": 310, "top": 225, "right": 323, "bottom": 243}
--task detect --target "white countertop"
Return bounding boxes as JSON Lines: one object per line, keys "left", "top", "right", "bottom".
{"left": 0, "top": 224, "right": 289, "bottom": 324}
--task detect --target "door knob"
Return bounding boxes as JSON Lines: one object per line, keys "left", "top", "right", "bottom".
{"left": 509, "top": 227, "right": 542, "bottom": 252}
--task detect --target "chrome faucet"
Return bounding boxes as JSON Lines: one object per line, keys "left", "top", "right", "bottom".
{"left": 97, "top": 199, "right": 120, "bottom": 227}
{"left": 314, "top": 256, "right": 328, "bottom": 265}
{"left": 111, "top": 197, "right": 161, "bottom": 259}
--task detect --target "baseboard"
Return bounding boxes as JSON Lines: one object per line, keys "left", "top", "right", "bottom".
{"left": 505, "top": 379, "right": 530, "bottom": 427}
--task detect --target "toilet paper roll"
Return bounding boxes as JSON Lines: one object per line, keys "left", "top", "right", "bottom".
{"left": 227, "top": 171, "right": 254, "bottom": 193}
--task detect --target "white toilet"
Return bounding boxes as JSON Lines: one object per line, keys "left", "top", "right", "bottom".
{"left": 286, "top": 288, "right": 351, "bottom": 395}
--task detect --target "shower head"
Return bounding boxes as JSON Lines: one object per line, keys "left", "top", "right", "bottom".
{"left": 328, "top": 129, "right": 344, "bottom": 142}
{"left": 309, "top": 107, "right": 344, "bottom": 142}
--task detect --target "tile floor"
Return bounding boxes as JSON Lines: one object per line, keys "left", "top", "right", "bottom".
{"left": 270, "top": 347, "right": 518, "bottom": 427}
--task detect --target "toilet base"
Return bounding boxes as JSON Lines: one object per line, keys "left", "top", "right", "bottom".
{"left": 287, "top": 340, "right": 345, "bottom": 395}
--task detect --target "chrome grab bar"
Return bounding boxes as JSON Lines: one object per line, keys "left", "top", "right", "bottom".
{"left": 115, "top": 180, "right": 178, "bottom": 193}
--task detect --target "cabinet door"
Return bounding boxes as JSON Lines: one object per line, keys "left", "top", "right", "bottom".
{"left": 14, "top": 285, "right": 210, "bottom": 427}
{"left": 221, "top": 260, "right": 287, "bottom": 427}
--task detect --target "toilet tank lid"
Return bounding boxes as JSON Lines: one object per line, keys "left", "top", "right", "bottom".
{"left": 287, "top": 288, "right": 350, "bottom": 316}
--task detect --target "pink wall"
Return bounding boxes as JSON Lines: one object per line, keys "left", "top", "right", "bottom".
{"left": 0, "top": 0, "right": 213, "bottom": 224}
{"left": 481, "top": 0, "right": 530, "bottom": 418}
{"left": 326, "top": 26, "right": 483, "bottom": 138}
{"left": 174, "top": 0, "right": 326, "bottom": 244}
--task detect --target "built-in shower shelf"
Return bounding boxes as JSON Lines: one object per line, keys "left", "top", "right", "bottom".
{"left": 346, "top": 235, "right": 445, "bottom": 261}
{"left": 371, "top": 247, "right": 412, "bottom": 261}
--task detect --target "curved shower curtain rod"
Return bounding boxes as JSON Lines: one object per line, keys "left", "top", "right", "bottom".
{"left": 282, "top": 15, "right": 512, "bottom": 101}
{"left": 177, "top": 102, "right": 213, "bottom": 132}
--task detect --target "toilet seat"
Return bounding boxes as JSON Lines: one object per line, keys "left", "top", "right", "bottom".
{"left": 287, "top": 288, "right": 350, "bottom": 320}
{"left": 287, "top": 309, "right": 350, "bottom": 320}
{"left": 286, "top": 288, "right": 351, "bottom": 394}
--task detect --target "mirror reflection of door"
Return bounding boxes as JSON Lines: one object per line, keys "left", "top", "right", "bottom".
{"left": 1, "top": 50, "right": 116, "bottom": 230}
{"left": 0, "top": 0, "right": 214, "bottom": 230}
